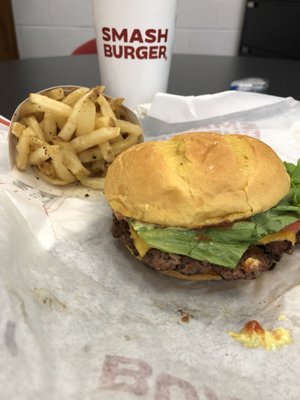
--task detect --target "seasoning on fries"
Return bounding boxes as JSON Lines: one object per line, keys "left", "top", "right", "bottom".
{"left": 11, "top": 85, "right": 143, "bottom": 190}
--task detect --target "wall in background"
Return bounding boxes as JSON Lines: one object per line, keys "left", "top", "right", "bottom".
{"left": 12, "top": 0, "right": 246, "bottom": 59}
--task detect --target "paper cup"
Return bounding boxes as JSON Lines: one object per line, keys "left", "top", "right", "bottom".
{"left": 92, "top": 0, "right": 178, "bottom": 111}
{"left": 9, "top": 85, "right": 144, "bottom": 199}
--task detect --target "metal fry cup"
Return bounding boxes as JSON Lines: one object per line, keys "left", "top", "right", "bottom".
{"left": 9, "top": 85, "right": 144, "bottom": 199}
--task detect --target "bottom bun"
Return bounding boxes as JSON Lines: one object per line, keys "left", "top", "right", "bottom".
{"left": 159, "top": 270, "right": 222, "bottom": 281}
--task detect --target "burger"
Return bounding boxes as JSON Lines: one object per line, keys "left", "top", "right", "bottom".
{"left": 104, "top": 132, "right": 300, "bottom": 280}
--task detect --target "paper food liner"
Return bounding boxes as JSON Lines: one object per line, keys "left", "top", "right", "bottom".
{"left": 8, "top": 85, "right": 144, "bottom": 199}
{"left": 1, "top": 91, "right": 300, "bottom": 400}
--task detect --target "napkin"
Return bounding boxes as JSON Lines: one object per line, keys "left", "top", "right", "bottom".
{"left": 143, "top": 91, "right": 300, "bottom": 164}
{"left": 1, "top": 91, "right": 300, "bottom": 400}
{"left": 148, "top": 90, "right": 285, "bottom": 123}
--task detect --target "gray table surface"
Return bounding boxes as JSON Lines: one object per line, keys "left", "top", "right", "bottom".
{"left": 0, "top": 53, "right": 299, "bottom": 119}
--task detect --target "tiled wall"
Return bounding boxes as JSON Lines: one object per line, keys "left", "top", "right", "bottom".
{"left": 12, "top": 0, "right": 246, "bottom": 59}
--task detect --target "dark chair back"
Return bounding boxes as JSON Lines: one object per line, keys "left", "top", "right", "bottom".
{"left": 239, "top": 0, "right": 300, "bottom": 60}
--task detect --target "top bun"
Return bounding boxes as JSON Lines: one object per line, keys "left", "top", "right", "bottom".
{"left": 104, "top": 132, "right": 290, "bottom": 228}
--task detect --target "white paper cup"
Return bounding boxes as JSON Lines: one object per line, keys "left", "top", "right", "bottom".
{"left": 92, "top": 0, "right": 178, "bottom": 111}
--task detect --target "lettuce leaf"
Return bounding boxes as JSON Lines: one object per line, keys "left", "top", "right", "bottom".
{"left": 131, "top": 160, "right": 300, "bottom": 269}
{"left": 131, "top": 223, "right": 252, "bottom": 268}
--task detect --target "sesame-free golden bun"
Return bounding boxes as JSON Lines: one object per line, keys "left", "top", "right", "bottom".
{"left": 104, "top": 132, "right": 290, "bottom": 229}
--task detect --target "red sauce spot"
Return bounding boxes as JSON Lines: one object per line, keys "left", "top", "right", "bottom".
{"left": 242, "top": 320, "right": 265, "bottom": 335}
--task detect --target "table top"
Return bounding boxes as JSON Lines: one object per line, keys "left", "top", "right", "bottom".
{"left": 1, "top": 53, "right": 300, "bottom": 119}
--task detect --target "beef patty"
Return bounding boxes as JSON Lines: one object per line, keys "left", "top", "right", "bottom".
{"left": 112, "top": 216, "right": 297, "bottom": 280}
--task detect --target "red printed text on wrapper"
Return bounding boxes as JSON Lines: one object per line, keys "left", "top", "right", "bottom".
{"left": 99, "top": 354, "right": 242, "bottom": 400}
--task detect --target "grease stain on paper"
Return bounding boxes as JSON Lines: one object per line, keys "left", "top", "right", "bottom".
{"left": 33, "top": 288, "right": 67, "bottom": 312}
{"left": 4, "top": 320, "right": 18, "bottom": 356}
{"left": 82, "top": 344, "right": 92, "bottom": 353}
{"left": 178, "top": 309, "right": 195, "bottom": 323}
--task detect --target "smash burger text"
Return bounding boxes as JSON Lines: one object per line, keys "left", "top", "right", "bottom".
{"left": 101, "top": 27, "right": 169, "bottom": 60}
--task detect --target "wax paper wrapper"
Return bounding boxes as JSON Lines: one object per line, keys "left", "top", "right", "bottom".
{"left": 1, "top": 91, "right": 300, "bottom": 400}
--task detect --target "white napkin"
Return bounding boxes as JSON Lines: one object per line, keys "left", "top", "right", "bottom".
{"left": 148, "top": 91, "right": 287, "bottom": 123}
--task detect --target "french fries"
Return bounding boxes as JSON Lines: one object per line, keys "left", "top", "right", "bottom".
{"left": 11, "top": 85, "right": 143, "bottom": 190}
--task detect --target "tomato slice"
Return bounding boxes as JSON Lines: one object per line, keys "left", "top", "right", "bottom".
{"left": 282, "top": 220, "right": 300, "bottom": 232}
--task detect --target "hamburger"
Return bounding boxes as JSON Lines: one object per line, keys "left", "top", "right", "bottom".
{"left": 104, "top": 132, "right": 300, "bottom": 280}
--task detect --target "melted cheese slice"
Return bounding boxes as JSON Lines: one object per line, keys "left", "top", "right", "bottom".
{"left": 129, "top": 225, "right": 150, "bottom": 257}
{"left": 258, "top": 230, "right": 296, "bottom": 245}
